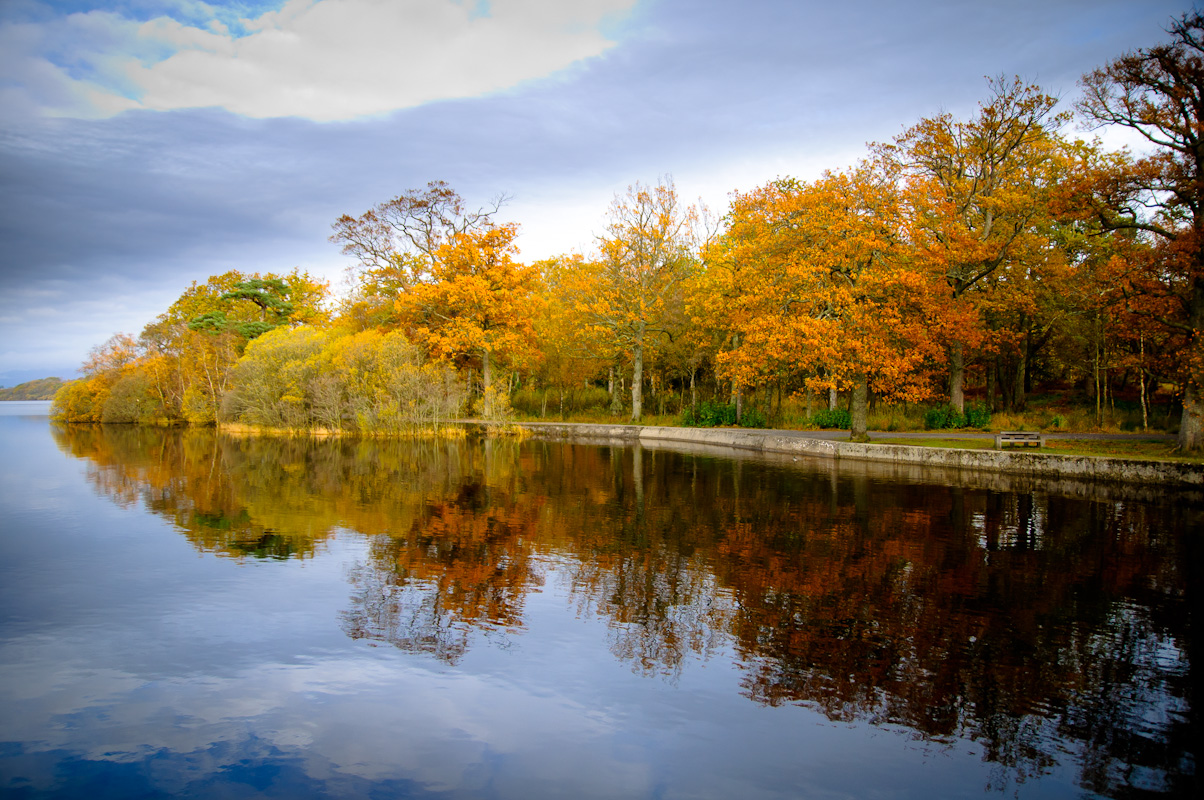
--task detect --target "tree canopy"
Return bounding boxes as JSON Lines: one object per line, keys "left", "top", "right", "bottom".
{"left": 51, "top": 14, "right": 1204, "bottom": 450}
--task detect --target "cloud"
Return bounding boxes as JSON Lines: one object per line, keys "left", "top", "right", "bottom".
{"left": 2, "top": 0, "right": 639, "bottom": 121}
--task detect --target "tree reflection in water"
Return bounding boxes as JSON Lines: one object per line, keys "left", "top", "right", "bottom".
{"left": 53, "top": 424, "right": 1200, "bottom": 797}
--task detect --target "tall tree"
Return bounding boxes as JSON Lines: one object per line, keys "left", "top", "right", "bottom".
{"left": 690, "top": 183, "right": 789, "bottom": 422}
{"left": 331, "top": 180, "right": 507, "bottom": 330}
{"left": 708, "top": 165, "right": 943, "bottom": 439}
{"left": 1077, "top": 11, "right": 1204, "bottom": 450}
{"left": 882, "top": 77, "right": 1067, "bottom": 412}
{"left": 396, "top": 224, "right": 541, "bottom": 419}
{"left": 576, "top": 179, "right": 697, "bottom": 421}
{"left": 533, "top": 254, "right": 612, "bottom": 417}
{"left": 333, "top": 183, "right": 535, "bottom": 418}
{"left": 140, "top": 270, "right": 328, "bottom": 424}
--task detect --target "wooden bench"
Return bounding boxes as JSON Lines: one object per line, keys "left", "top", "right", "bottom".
{"left": 995, "top": 431, "right": 1044, "bottom": 449}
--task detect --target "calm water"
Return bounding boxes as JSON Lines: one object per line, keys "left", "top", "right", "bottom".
{"left": 0, "top": 406, "right": 1198, "bottom": 798}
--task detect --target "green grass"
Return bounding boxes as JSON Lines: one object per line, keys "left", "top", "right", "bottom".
{"left": 511, "top": 409, "right": 682, "bottom": 427}
{"left": 512, "top": 392, "right": 1179, "bottom": 440}
{"left": 508, "top": 399, "right": 1202, "bottom": 464}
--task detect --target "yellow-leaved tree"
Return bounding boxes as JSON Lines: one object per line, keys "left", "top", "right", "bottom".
{"left": 332, "top": 182, "right": 540, "bottom": 419}
{"left": 398, "top": 224, "right": 542, "bottom": 418}
{"left": 573, "top": 179, "right": 697, "bottom": 421}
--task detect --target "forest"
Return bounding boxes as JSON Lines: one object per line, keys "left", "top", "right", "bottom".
{"left": 0, "top": 377, "right": 65, "bottom": 401}
{"left": 51, "top": 13, "right": 1204, "bottom": 451}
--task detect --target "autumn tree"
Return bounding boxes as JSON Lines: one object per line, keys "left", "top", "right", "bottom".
{"left": 397, "top": 224, "right": 541, "bottom": 418}
{"left": 188, "top": 277, "right": 325, "bottom": 340}
{"left": 1077, "top": 11, "right": 1204, "bottom": 450}
{"left": 881, "top": 77, "right": 1069, "bottom": 413}
{"left": 575, "top": 179, "right": 697, "bottom": 421}
{"left": 331, "top": 180, "right": 507, "bottom": 330}
{"left": 691, "top": 180, "right": 800, "bottom": 420}
{"left": 51, "top": 333, "right": 141, "bottom": 422}
{"left": 140, "top": 269, "right": 329, "bottom": 424}
{"left": 709, "top": 164, "right": 944, "bottom": 439}
{"left": 332, "top": 183, "right": 537, "bottom": 419}
{"left": 531, "top": 254, "right": 611, "bottom": 417}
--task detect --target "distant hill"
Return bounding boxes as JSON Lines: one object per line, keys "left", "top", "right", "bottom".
{"left": 0, "top": 377, "right": 67, "bottom": 401}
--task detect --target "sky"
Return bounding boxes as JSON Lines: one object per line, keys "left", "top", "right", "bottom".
{"left": 0, "top": 0, "right": 1190, "bottom": 386}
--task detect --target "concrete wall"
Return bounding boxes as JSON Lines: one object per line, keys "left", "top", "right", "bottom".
{"left": 501, "top": 421, "right": 1204, "bottom": 489}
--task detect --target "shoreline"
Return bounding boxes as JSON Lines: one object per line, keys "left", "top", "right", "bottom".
{"left": 490, "top": 421, "right": 1204, "bottom": 489}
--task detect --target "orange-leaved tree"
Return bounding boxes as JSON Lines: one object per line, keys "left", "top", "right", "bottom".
{"left": 332, "top": 182, "right": 538, "bottom": 419}
{"left": 691, "top": 179, "right": 801, "bottom": 420}
{"left": 708, "top": 163, "right": 945, "bottom": 439}
{"left": 1076, "top": 11, "right": 1204, "bottom": 450}
{"left": 881, "top": 77, "right": 1069, "bottom": 413}
{"left": 397, "top": 224, "right": 541, "bottom": 418}
{"left": 331, "top": 180, "right": 506, "bottom": 331}
{"left": 532, "top": 254, "right": 613, "bottom": 417}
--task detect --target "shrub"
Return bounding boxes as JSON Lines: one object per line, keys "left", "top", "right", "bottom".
{"left": 681, "top": 400, "right": 738, "bottom": 427}
{"left": 51, "top": 379, "right": 101, "bottom": 423}
{"left": 923, "top": 404, "right": 965, "bottom": 430}
{"left": 923, "top": 403, "right": 991, "bottom": 430}
{"left": 568, "top": 386, "right": 610, "bottom": 413}
{"left": 963, "top": 403, "right": 992, "bottom": 429}
{"left": 102, "top": 371, "right": 161, "bottom": 424}
{"left": 812, "top": 408, "right": 851, "bottom": 429}
{"left": 510, "top": 388, "right": 543, "bottom": 416}
{"left": 740, "top": 408, "right": 768, "bottom": 428}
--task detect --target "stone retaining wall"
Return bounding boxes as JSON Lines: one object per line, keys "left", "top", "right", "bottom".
{"left": 499, "top": 421, "right": 1204, "bottom": 489}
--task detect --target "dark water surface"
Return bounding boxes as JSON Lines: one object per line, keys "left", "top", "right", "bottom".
{"left": 0, "top": 408, "right": 1198, "bottom": 798}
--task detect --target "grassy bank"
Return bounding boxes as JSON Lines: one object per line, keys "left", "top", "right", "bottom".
{"left": 511, "top": 391, "right": 1177, "bottom": 437}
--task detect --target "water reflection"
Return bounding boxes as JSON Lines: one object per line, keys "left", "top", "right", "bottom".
{"left": 49, "top": 423, "right": 1200, "bottom": 797}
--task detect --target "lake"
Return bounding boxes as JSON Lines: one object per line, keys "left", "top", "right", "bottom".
{"left": 0, "top": 404, "right": 1198, "bottom": 798}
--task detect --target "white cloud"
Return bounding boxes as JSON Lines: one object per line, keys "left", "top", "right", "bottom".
{"left": 3, "top": 0, "right": 638, "bottom": 121}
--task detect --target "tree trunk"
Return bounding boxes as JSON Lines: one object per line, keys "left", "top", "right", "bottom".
{"left": 986, "top": 359, "right": 996, "bottom": 412}
{"left": 1012, "top": 345, "right": 1027, "bottom": 413}
{"left": 631, "top": 329, "right": 645, "bottom": 422}
{"left": 609, "top": 365, "right": 622, "bottom": 416}
{"left": 1178, "top": 278, "right": 1204, "bottom": 451}
{"left": 850, "top": 372, "right": 869, "bottom": 442}
{"left": 828, "top": 385, "right": 837, "bottom": 411}
{"left": 481, "top": 348, "right": 492, "bottom": 419}
{"left": 950, "top": 341, "right": 965, "bottom": 413}
{"left": 690, "top": 367, "right": 696, "bottom": 412}
{"left": 1140, "top": 334, "right": 1148, "bottom": 432}
{"left": 1094, "top": 331, "right": 1102, "bottom": 427}
{"left": 1180, "top": 380, "right": 1203, "bottom": 451}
